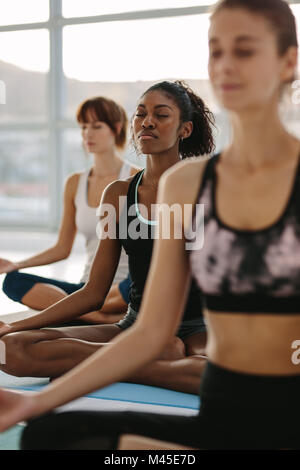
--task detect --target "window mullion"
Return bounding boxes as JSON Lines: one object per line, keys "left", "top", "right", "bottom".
{"left": 48, "top": 0, "right": 64, "bottom": 230}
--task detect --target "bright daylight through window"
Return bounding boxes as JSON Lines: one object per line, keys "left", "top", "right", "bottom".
{"left": 0, "top": 1, "right": 299, "bottom": 228}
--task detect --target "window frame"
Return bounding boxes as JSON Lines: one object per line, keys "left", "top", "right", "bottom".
{"left": 0, "top": 0, "right": 299, "bottom": 229}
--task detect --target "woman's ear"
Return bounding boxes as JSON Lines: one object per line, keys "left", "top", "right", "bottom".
{"left": 181, "top": 121, "right": 193, "bottom": 140}
{"left": 281, "top": 46, "right": 298, "bottom": 84}
{"left": 114, "top": 121, "right": 123, "bottom": 136}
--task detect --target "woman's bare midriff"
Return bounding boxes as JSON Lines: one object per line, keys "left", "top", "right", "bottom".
{"left": 204, "top": 310, "right": 300, "bottom": 375}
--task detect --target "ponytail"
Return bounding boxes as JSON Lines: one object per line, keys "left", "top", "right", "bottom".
{"left": 176, "top": 81, "right": 215, "bottom": 158}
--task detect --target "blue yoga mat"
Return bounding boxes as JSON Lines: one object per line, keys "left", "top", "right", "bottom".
{"left": 10, "top": 382, "right": 200, "bottom": 410}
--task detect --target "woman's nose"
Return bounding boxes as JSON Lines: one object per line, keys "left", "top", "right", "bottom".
{"left": 216, "top": 53, "right": 237, "bottom": 75}
{"left": 142, "top": 116, "right": 155, "bottom": 128}
{"left": 84, "top": 126, "right": 93, "bottom": 136}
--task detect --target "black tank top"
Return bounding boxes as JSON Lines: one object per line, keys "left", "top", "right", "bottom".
{"left": 118, "top": 170, "right": 203, "bottom": 321}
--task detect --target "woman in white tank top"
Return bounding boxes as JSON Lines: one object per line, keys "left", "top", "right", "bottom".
{"left": 0, "top": 97, "right": 136, "bottom": 324}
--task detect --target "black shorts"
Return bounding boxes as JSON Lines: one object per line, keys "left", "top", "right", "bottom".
{"left": 116, "top": 305, "right": 206, "bottom": 340}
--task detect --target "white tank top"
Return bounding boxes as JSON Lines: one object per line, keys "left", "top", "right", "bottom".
{"left": 74, "top": 162, "right": 131, "bottom": 283}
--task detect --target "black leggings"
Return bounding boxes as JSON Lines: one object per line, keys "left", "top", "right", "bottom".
{"left": 21, "top": 362, "right": 300, "bottom": 450}
{"left": 21, "top": 411, "right": 201, "bottom": 450}
{"left": 2, "top": 271, "right": 131, "bottom": 304}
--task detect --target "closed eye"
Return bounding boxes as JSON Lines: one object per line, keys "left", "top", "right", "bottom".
{"left": 210, "top": 50, "right": 222, "bottom": 59}
{"left": 235, "top": 49, "right": 255, "bottom": 57}
{"left": 210, "top": 49, "right": 255, "bottom": 59}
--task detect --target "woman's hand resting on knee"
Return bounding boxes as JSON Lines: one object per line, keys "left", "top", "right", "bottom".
{"left": 0, "top": 258, "right": 18, "bottom": 274}
{"left": 0, "top": 322, "right": 14, "bottom": 338}
{"left": 0, "top": 389, "right": 40, "bottom": 432}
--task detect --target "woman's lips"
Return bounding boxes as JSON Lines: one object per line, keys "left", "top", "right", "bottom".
{"left": 220, "top": 83, "right": 243, "bottom": 91}
{"left": 139, "top": 135, "right": 157, "bottom": 140}
{"left": 138, "top": 131, "right": 158, "bottom": 140}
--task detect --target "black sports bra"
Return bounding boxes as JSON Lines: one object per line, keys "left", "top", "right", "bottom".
{"left": 190, "top": 153, "right": 300, "bottom": 314}
{"left": 118, "top": 170, "right": 204, "bottom": 321}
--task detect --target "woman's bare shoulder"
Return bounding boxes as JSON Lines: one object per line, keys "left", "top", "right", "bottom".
{"left": 159, "top": 157, "right": 211, "bottom": 204}
{"left": 99, "top": 173, "right": 139, "bottom": 208}
{"left": 63, "top": 172, "right": 82, "bottom": 199}
{"left": 65, "top": 172, "right": 81, "bottom": 184}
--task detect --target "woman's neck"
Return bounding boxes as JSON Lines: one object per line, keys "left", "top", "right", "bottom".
{"left": 91, "top": 148, "right": 123, "bottom": 177}
{"left": 143, "top": 149, "right": 181, "bottom": 183}
{"left": 227, "top": 101, "right": 298, "bottom": 170}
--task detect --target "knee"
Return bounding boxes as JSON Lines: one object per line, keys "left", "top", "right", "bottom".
{"left": 160, "top": 337, "right": 186, "bottom": 361}
{"left": 2, "top": 271, "right": 22, "bottom": 301}
{"left": 185, "top": 344, "right": 206, "bottom": 357}
{"left": 184, "top": 331, "right": 207, "bottom": 357}
{"left": 172, "top": 336, "right": 186, "bottom": 355}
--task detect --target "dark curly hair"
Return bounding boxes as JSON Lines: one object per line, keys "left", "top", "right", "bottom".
{"left": 136, "top": 80, "right": 215, "bottom": 159}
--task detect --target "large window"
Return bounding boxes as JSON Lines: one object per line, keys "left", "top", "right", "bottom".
{"left": 0, "top": 0, "right": 49, "bottom": 26}
{"left": 63, "top": 15, "right": 210, "bottom": 85}
{"left": 63, "top": 13, "right": 211, "bottom": 121}
{"left": 0, "top": 1, "right": 300, "bottom": 228}
{"left": 62, "top": 0, "right": 216, "bottom": 18}
{"left": 0, "top": 26, "right": 50, "bottom": 226}
{"left": 0, "top": 29, "right": 49, "bottom": 123}
{"left": 0, "top": 130, "right": 50, "bottom": 224}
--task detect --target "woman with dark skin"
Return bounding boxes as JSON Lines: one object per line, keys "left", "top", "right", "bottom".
{"left": 0, "top": 81, "right": 214, "bottom": 394}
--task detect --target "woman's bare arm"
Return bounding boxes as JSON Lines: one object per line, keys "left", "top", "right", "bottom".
{"left": 0, "top": 174, "right": 79, "bottom": 274}
{"left": 118, "top": 434, "right": 198, "bottom": 450}
{"left": 0, "top": 180, "right": 126, "bottom": 334}
{"left": 0, "top": 159, "right": 207, "bottom": 430}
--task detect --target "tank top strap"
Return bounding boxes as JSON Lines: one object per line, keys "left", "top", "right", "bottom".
{"left": 126, "top": 170, "right": 144, "bottom": 206}
{"left": 74, "top": 169, "right": 90, "bottom": 207}
{"left": 195, "top": 153, "right": 220, "bottom": 202}
{"left": 289, "top": 152, "right": 300, "bottom": 211}
{"left": 76, "top": 164, "right": 132, "bottom": 208}
{"left": 118, "top": 162, "right": 131, "bottom": 179}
